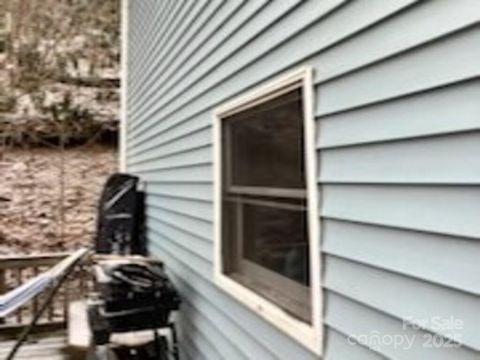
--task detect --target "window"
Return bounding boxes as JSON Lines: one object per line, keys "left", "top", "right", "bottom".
{"left": 213, "top": 68, "right": 322, "bottom": 354}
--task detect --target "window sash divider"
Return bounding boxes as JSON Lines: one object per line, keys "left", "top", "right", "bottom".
{"left": 225, "top": 196, "right": 307, "bottom": 211}
{"left": 227, "top": 186, "right": 306, "bottom": 199}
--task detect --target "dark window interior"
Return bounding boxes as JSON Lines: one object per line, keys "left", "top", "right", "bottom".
{"left": 220, "top": 87, "right": 311, "bottom": 322}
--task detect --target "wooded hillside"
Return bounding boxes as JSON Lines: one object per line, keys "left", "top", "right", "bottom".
{"left": 1, "top": 0, "right": 120, "bottom": 142}
{"left": 0, "top": 0, "right": 120, "bottom": 254}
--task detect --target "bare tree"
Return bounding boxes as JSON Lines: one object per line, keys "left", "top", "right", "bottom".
{"left": 0, "top": 0, "right": 120, "bottom": 254}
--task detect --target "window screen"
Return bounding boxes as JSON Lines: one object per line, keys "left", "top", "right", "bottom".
{"left": 220, "top": 87, "right": 311, "bottom": 322}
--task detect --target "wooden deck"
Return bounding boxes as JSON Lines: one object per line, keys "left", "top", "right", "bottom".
{"left": 0, "top": 253, "right": 176, "bottom": 359}
{"left": 0, "top": 330, "right": 74, "bottom": 360}
{"left": 0, "top": 252, "right": 92, "bottom": 360}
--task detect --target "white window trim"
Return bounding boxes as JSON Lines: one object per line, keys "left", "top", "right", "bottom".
{"left": 119, "top": 0, "right": 128, "bottom": 172}
{"left": 212, "top": 67, "right": 323, "bottom": 355}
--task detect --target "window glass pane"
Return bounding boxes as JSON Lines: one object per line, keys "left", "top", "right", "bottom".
{"left": 224, "top": 89, "right": 305, "bottom": 189}
{"left": 242, "top": 200, "right": 309, "bottom": 285}
{"left": 222, "top": 196, "right": 311, "bottom": 322}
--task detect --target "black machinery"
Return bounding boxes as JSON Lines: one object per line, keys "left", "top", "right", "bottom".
{"left": 88, "top": 173, "right": 181, "bottom": 360}
{"left": 88, "top": 257, "right": 181, "bottom": 359}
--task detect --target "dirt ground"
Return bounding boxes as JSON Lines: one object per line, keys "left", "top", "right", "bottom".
{"left": 0, "top": 145, "right": 117, "bottom": 255}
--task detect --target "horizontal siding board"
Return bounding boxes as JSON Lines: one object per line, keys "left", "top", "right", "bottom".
{"left": 126, "top": 0, "right": 161, "bottom": 73}
{"left": 326, "top": 292, "right": 479, "bottom": 360}
{"left": 130, "top": 0, "right": 184, "bottom": 78}
{"left": 128, "top": 110, "right": 212, "bottom": 160}
{"left": 320, "top": 132, "right": 480, "bottom": 184}
{"left": 130, "top": 0, "right": 478, "bottom": 157}
{"left": 172, "top": 274, "right": 278, "bottom": 360}
{"left": 148, "top": 240, "right": 318, "bottom": 359}
{"left": 129, "top": 0, "right": 244, "bottom": 108}
{"left": 129, "top": 145, "right": 212, "bottom": 172}
{"left": 325, "top": 256, "right": 480, "bottom": 350}
{"left": 322, "top": 185, "right": 480, "bottom": 239}
{"left": 128, "top": 0, "right": 191, "bottom": 87}
{"left": 178, "top": 301, "right": 248, "bottom": 360}
{"left": 130, "top": 0, "right": 215, "bottom": 98}
{"left": 126, "top": 0, "right": 419, "bottom": 158}
{"left": 149, "top": 228, "right": 212, "bottom": 280}
{"left": 146, "top": 203, "right": 213, "bottom": 240}
{"left": 323, "top": 219, "right": 480, "bottom": 295}
{"left": 178, "top": 336, "right": 202, "bottom": 360}
{"left": 312, "top": 0, "right": 480, "bottom": 84}
{"left": 129, "top": 0, "right": 312, "bottom": 128}
{"left": 179, "top": 334, "right": 204, "bottom": 360}
{"left": 135, "top": 164, "right": 212, "bottom": 183}
{"left": 132, "top": 1, "right": 169, "bottom": 53}
{"left": 178, "top": 324, "right": 208, "bottom": 360}
{"left": 128, "top": 0, "right": 414, "bottom": 147}
{"left": 129, "top": 127, "right": 212, "bottom": 165}
{"left": 126, "top": 0, "right": 187, "bottom": 93}
{"left": 146, "top": 194, "right": 212, "bottom": 222}
{"left": 147, "top": 182, "right": 213, "bottom": 203}
{"left": 128, "top": 0, "right": 273, "bottom": 116}
{"left": 176, "top": 313, "right": 224, "bottom": 360}
{"left": 128, "top": 0, "right": 300, "bottom": 125}
{"left": 324, "top": 328, "right": 387, "bottom": 360}
{"left": 130, "top": 79, "right": 480, "bottom": 163}
{"left": 315, "top": 26, "right": 480, "bottom": 116}
{"left": 317, "top": 79, "right": 480, "bottom": 148}
{"left": 133, "top": 0, "right": 178, "bottom": 68}
{"left": 149, "top": 0, "right": 244, "bottom": 92}
{"left": 148, "top": 217, "right": 212, "bottom": 261}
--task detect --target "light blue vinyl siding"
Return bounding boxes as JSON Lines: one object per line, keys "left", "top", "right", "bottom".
{"left": 126, "top": 1, "right": 480, "bottom": 359}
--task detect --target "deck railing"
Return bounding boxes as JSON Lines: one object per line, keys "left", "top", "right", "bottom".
{"left": 0, "top": 252, "right": 92, "bottom": 332}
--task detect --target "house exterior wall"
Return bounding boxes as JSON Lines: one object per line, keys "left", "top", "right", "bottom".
{"left": 124, "top": 1, "right": 480, "bottom": 359}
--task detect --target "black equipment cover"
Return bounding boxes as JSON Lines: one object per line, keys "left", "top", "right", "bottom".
{"left": 95, "top": 173, "right": 144, "bottom": 254}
